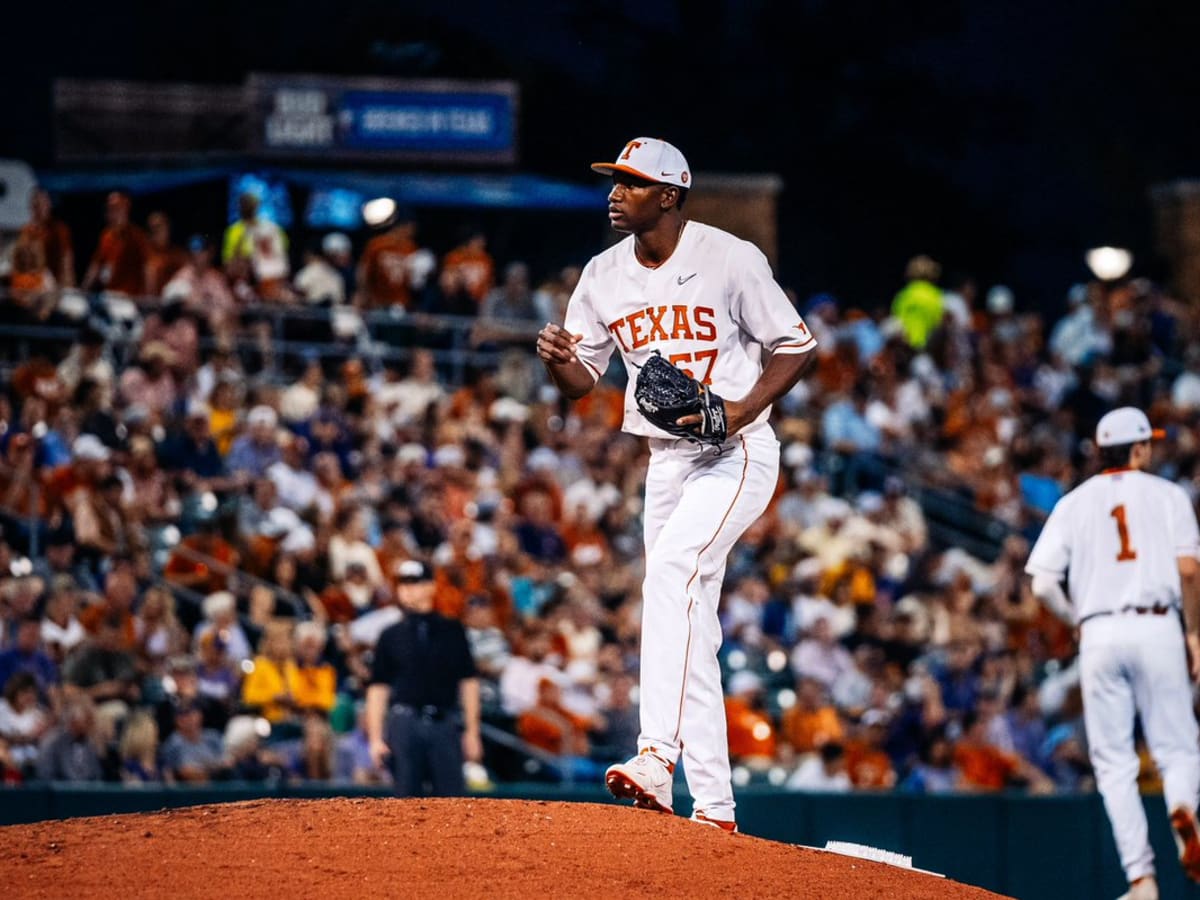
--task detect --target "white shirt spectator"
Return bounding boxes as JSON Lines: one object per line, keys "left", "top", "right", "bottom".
{"left": 787, "top": 753, "right": 852, "bottom": 792}
{"left": 268, "top": 458, "right": 320, "bottom": 513}
{"left": 499, "top": 655, "right": 563, "bottom": 716}
{"left": 294, "top": 257, "right": 345, "bottom": 305}
{"left": 41, "top": 615, "right": 87, "bottom": 655}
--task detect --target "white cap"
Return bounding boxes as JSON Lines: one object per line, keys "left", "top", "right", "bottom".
{"left": 591, "top": 137, "right": 692, "bottom": 189}
{"left": 322, "top": 232, "right": 351, "bottom": 256}
{"left": 247, "top": 405, "right": 278, "bottom": 428}
{"left": 1095, "top": 407, "right": 1164, "bottom": 447}
{"left": 72, "top": 434, "right": 110, "bottom": 461}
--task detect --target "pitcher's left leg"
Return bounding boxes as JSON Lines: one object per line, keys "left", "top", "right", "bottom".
{"left": 677, "top": 432, "right": 779, "bottom": 824}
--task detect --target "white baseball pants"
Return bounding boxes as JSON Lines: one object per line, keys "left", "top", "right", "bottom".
{"left": 637, "top": 426, "right": 780, "bottom": 821}
{"left": 1080, "top": 614, "right": 1200, "bottom": 882}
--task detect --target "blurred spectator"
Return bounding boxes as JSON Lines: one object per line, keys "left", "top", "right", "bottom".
{"left": 133, "top": 586, "right": 186, "bottom": 675}
{"left": 518, "top": 676, "right": 600, "bottom": 778}
{"left": 79, "top": 561, "right": 138, "bottom": 648}
{"left": 62, "top": 613, "right": 140, "bottom": 708}
{"left": 291, "top": 620, "right": 336, "bottom": 717}
{"left": 781, "top": 676, "right": 845, "bottom": 754}
{"left": 0, "top": 617, "right": 58, "bottom": 698}
{"left": 294, "top": 239, "right": 346, "bottom": 306}
{"left": 160, "top": 700, "right": 223, "bottom": 783}
{"left": 374, "top": 349, "right": 444, "bottom": 428}
{"left": 357, "top": 211, "right": 434, "bottom": 310}
{"left": 19, "top": 188, "right": 75, "bottom": 287}
{"left": 322, "top": 232, "right": 356, "bottom": 297}
{"left": 40, "top": 582, "right": 87, "bottom": 662}
{"left": 241, "top": 619, "right": 301, "bottom": 726}
{"left": 227, "top": 405, "right": 282, "bottom": 481}
{"left": 35, "top": 696, "right": 103, "bottom": 781}
{"left": 900, "top": 727, "right": 960, "bottom": 793}
{"left": 725, "top": 671, "right": 777, "bottom": 768}
{"left": 954, "top": 709, "right": 1053, "bottom": 793}
{"left": 145, "top": 211, "right": 187, "bottom": 296}
{"left": 890, "top": 255, "right": 944, "bottom": 350}
{"left": 163, "top": 235, "right": 237, "bottom": 330}
{"left": 195, "top": 631, "right": 240, "bottom": 714}
{"left": 472, "top": 262, "right": 552, "bottom": 347}
{"left": 441, "top": 227, "right": 494, "bottom": 305}
{"left": 118, "top": 342, "right": 178, "bottom": 423}
{"left": 843, "top": 709, "right": 897, "bottom": 789}
{"left": 787, "top": 742, "right": 852, "bottom": 792}
{"left": 791, "top": 615, "right": 857, "bottom": 693}
{"left": 154, "top": 654, "right": 227, "bottom": 739}
{"left": 222, "top": 192, "right": 291, "bottom": 302}
{"left": 222, "top": 714, "right": 285, "bottom": 781}
{"left": 334, "top": 703, "right": 391, "bottom": 785}
{"left": 82, "top": 192, "right": 150, "bottom": 297}
{"left": 288, "top": 714, "right": 335, "bottom": 781}
{"left": 57, "top": 327, "right": 115, "bottom": 410}
{"left": 118, "top": 710, "right": 161, "bottom": 782}
{"left": 0, "top": 672, "right": 52, "bottom": 773}
{"left": 158, "top": 401, "right": 240, "bottom": 495}
{"left": 8, "top": 241, "right": 59, "bottom": 322}
{"left": 192, "top": 591, "right": 252, "bottom": 665}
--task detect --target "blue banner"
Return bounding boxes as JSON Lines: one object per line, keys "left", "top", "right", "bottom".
{"left": 251, "top": 75, "right": 518, "bottom": 164}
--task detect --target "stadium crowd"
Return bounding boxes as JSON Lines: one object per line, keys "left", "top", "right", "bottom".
{"left": 1, "top": 186, "right": 1198, "bottom": 797}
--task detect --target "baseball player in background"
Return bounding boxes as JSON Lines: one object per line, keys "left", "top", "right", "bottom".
{"left": 1026, "top": 407, "right": 1200, "bottom": 900}
{"left": 536, "top": 137, "right": 816, "bottom": 831}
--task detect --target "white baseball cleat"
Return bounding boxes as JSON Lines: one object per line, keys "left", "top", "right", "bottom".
{"left": 1170, "top": 805, "right": 1200, "bottom": 882}
{"left": 605, "top": 748, "right": 674, "bottom": 814}
{"left": 1115, "top": 875, "right": 1158, "bottom": 900}
{"left": 690, "top": 811, "right": 737, "bottom": 833}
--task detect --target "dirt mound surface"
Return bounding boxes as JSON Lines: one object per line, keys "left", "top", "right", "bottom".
{"left": 1, "top": 797, "right": 1009, "bottom": 899}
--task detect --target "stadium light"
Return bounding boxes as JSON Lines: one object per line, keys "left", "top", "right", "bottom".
{"left": 1085, "top": 246, "right": 1133, "bottom": 282}
{"left": 362, "top": 196, "right": 397, "bottom": 227}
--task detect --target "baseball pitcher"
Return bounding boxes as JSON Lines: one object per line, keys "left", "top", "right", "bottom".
{"left": 1026, "top": 406, "right": 1200, "bottom": 900}
{"left": 537, "top": 137, "right": 816, "bottom": 831}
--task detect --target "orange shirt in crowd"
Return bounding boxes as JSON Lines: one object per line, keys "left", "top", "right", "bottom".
{"left": 433, "top": 558, "right": 512, "bottom": 629}
{"left": 441, "top": 244, "right": 494, "bottom": 304}
{"left": 725, "top": 697, "right": 777, "bottom": 761}
{"left": 90, "top": 224, "right": 151, "bottom": 296}
{"left": 146, "top": 243, "right": 188, "bottom": 296}
{"left": 20, "top": 219, "right": 74, "bottom": 284}
{"left": 518, "top": 703, "right": 590, "bottom": 756}
{"left": 954, "top": 741, "right": 1018, "bottom": 791}
{"left": 781, "top": 705, "right": 844, "bottom": 754}
{"left": 78, "top": 606, "right": 137, "bottom": 650}
{"left": 359, "top": 232, "right": 419, "bottom": 308}
{"left": 844, "top": 740, "right": 896, "bottom": 788}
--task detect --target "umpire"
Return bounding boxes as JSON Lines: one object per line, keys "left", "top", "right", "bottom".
{"left": 366, "top": 559, "right": 483, "bottom": 796}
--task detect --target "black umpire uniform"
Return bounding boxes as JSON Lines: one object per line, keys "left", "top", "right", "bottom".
{"left": 368, "top": 560, "right": 479, "bottom": 796}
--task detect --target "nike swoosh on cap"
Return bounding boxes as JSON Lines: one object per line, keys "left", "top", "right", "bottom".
{"left": 661, "top": 172, "right": 675, "bottom": 177}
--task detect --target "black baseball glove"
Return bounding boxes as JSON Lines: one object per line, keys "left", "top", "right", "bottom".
{"left": 634, "top": 351, "right": 728, "bottom": 445}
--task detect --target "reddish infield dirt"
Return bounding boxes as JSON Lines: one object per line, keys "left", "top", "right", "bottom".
{"left": 0, "top": 797, "right": 1010, "bottom": 899}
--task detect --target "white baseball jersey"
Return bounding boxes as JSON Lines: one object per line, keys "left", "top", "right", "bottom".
{"left": 1025, "top": 468, "right": 1200, "bottom": 623}
{"left": 563, "top": 221, "right": 816, "bottom": 437}
{"left": 1027, "top": 467, "right": 1200, "bottom": 884}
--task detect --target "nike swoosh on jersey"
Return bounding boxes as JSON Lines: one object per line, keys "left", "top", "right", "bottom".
{"left": 677, "top": 273, "right": 697, "bottom": 285}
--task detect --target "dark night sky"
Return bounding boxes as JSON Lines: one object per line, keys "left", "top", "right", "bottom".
{"left": 4, "top": 0, "right": 1200, "bottom": 315}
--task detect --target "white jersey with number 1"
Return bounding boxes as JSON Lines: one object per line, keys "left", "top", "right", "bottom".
{"left": 1026, "top": 466, "right": 1200, "bottom": 885}
{"left": 1025, "top": 468, "right": 1200, "bottom": 622}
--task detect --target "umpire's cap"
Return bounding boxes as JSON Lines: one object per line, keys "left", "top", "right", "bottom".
{"left": 396, "top": 559, "right": 434, "bottom": 584}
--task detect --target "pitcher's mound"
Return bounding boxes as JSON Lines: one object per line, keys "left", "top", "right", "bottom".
{"left": 0, "top": 797, "right": 1010, "bottom": 899}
